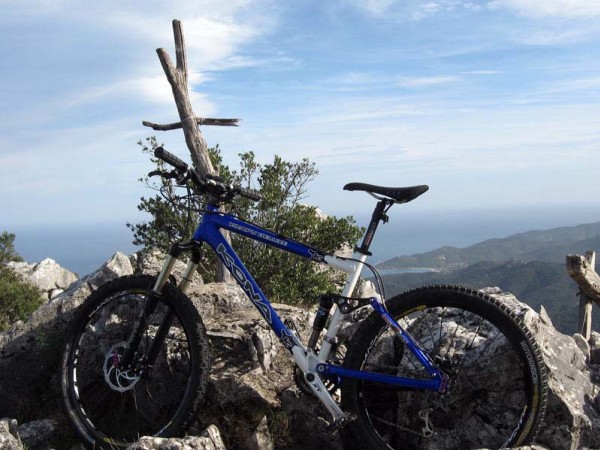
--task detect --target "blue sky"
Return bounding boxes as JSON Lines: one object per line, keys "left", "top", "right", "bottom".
{"left": 2, "top": 0, "right": 600, "bottom": 230}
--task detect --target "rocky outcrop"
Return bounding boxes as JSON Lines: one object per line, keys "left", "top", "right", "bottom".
{"left": 183, "top": 281, "right": 338, "bottom": 449}
{"left": 0, "top": 252, "right": 134, "bottom": 421}
{"left": 1, "top": 255, "right": 599, "bottom": 449}
{"left": 0, "top": 419, "right": 21, "bottom": 450}
{"left": 7, "top": 258, "right": 78, "bottom": 300}
{"left": 482, "top": 288, "right": 600, "bottom": 450}
{"left": 126, "top": 425, "right": 226, "bottom": 450}
{"left": 590, "top": 331, "right": 600, "bottom": 364}
{"left": 130, "top": 249, "right": 195, "bottom": 282}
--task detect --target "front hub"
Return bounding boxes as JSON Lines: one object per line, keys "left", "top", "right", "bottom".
{"left": 103, "top": 342, "right": 142, "bottom": 392}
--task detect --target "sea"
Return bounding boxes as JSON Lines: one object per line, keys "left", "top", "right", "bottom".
{"left": 8, "top": 204, "right": 600, "bottom": 277}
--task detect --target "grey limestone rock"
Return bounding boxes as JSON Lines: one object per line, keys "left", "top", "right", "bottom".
{"left": 0, "top": 252, "right": 134, "bottom": 419}
{"left": 590, "top": 331, "right": 600, "bottom": 365}
{"left": 126, "top": 424, "right": 226, "bottom": 450}
{"left": 17, "top": 418, "right": 57, "bottom": 449}
{"left": 0, "top": 418, "right": 22, "bottom": 450}
{"left": 130, "top": 249, "right": 193, "bottom": 281}
{"left": 482, "top": 288, "right": 600, "bottom": 450}
{"left": 245, "top": 415, "right": 274, "bottom": 450}
{"left": 7, "top": 258, "right": 78, "bottom": 301}
{"left": 2, "top": 250, "right": 600, "bottom": 450}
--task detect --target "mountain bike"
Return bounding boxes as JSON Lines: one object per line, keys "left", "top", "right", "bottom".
{"left": 61, "top": 146, "right": 548, "bottom": 449}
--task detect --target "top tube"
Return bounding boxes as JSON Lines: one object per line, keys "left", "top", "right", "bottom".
{"left": 193, "top": 205, "right": 331, "bottom": 265}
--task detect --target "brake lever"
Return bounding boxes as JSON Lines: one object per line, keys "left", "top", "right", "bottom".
{"left": 148, "top": 169, "right": 180, "bottom": 180}
{"left": 175, "top": 169, "right": 191, "bottom": 185}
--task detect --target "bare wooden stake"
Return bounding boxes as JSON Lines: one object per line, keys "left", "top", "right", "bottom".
{"left": 151, "top": 19, "right": 215, "bottom": 179}
{"left": 142, "top": 118, "right": 240, "bottom": 131}
{"left": 566, "top": 251, "right": 599, "bottom": 340}
{"left": 145, "top": 19, "right": 236, "bottom": 283}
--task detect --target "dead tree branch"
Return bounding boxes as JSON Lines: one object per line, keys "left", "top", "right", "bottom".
{"left": 566, "top": 252, "right": 600, "bottom": 305}
{"left": 566, "top": 251, "right": 599, "bottom": 340}
{"left": 142, "top": 118, "right": 240, "bottom": 131}
{"left": 145, "top": 19, "right": 237, "bottom": 283}
{"left": 150, "top": 19, "right": 216, "bottom": 178}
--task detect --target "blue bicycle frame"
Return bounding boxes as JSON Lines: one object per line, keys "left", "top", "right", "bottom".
{"left": 153, "top": 204, "right": 446, "bottom": 421}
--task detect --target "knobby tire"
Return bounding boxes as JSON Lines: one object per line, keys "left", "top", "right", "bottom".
{"left": 341, "top": 285, "right": 548, "bottom": 450}
{"left": 60, "top": 275, "right": 210, "bottom": 449}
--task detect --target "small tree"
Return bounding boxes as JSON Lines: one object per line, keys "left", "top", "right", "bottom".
{"left": 0, "top": 232, "right": 41, "bottom": 331}
{"left": 0, "top": 231, "right": 23, "bottom": 264}
{"left": 128, "top": 138, "right": 364, "bottom": 305}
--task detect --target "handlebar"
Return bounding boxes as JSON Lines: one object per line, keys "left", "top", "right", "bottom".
{"left": 152, "top": 146, "right": 262, "bottom": 203}
{"left": 154, "top": 147, "right": 188, "bottom": 171}
{"left": 237, "top": 186, "right": 262, "bottom": 202}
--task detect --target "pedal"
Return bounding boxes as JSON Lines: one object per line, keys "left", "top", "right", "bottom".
{"left": 326, "top": 412, "right": 357, "bottom": 434}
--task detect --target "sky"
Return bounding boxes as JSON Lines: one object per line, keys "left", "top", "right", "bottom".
{"left": 2, "top": 0, "right": 600, "bottom": 231}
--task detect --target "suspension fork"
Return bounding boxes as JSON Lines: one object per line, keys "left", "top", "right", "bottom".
{"left": 119, "top": 242, "right": 201, "bottom": 370}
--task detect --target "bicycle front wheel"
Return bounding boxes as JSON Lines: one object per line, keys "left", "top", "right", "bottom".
{"left": 61, "top": 275, "right": 210, "bottom": 449}
{"left": 341, "top": 285, "right": 547, "bottom": 450}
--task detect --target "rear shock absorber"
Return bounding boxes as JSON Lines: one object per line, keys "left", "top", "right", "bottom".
{"left": 307, "top": 294, "right": 335, "bottom": 350}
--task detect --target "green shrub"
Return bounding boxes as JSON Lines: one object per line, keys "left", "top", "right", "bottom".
{"left": 0, "top": 231, "right": 23, "bottom": 264}
{"left": 0, "top": 231, "right": 42, "bottom": 331}
{"left": 128, "top": 137, "right": 364, "bottom": 305}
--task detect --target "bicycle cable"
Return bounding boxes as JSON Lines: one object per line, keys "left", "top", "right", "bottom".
{"left": 157, "top": 174, "right": 387, "bottom": 305}
{"left": 158, "top": 182, "right": 196, "bottom": 244}
{"left": 333, "top": 255, "right": 387, "bottom": 303}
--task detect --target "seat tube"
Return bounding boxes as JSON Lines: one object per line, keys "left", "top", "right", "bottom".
{"left": 319, "top": 253, "right": 368, "bottom": 360}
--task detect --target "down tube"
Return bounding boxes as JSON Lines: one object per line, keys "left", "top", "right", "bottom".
{"left": 203, "top": 225, "right": 304, "bottom": 354}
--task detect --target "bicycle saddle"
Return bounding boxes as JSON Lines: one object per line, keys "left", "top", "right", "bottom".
{"left": 343, "top": 182, "right": 429, "bottom": 204}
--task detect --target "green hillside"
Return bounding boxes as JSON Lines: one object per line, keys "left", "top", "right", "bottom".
{"left": 378, "top": 221, "right": 600, "bottom": 270}
{"left": 381, "top": 259, "right": 599, "bottom": 334}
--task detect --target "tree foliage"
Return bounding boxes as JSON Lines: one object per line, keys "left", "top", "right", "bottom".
{"left": 128, "top": 137, "right": 364, "bottom": 305}
{"left": 0, "top": 232, "right": 42, "bottom": 331}
{"left": 0, "top": 231, "right": 23, "bottom": 264}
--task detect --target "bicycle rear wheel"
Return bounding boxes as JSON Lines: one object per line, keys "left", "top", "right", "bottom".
{"left": 341, "top": 285, "right": 547, "bottom": 450}
{"left": 61, "top": 275, "right": 210, "bottom": 449}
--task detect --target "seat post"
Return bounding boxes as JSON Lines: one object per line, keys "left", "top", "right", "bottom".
{"left": 356, "top": 199, "right": 392, "bottom": 255}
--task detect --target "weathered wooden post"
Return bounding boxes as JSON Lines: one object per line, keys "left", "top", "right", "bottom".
{"left": 143, "top": 19, "right": 239, "bottom": 282}
{"left": 566, "top": 251, "right": 600, "bottom": 341}
{"left": 143, "top": 19, "right": 239, "bottom": 176}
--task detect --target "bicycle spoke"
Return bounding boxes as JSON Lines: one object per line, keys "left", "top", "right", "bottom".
{"left": 343, "top": 286, "right": 546, "bottom": 450}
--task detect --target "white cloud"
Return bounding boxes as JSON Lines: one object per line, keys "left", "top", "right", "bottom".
{"left": 461, "top": 70, "right": 499, "bottom": 75}
{"left": 347, "top": 0, "right": 482, "bottom": 19}
{"left": 66, "top": 71, "right": 216, "bottom": 114}
{"left": 3, "top": 0, "right": 274, "bottom": 71}
{"left": 397, "top": 75, "right": 462, "bottom": 88}
{"left": 106, "top": 13, "right": 267, "bottom": 71}
{"left": 2, "top": 1, "right": 277, "bottom": 121}
{"left": 489, "top": 0, "right": 600, "bottom": 18}
{"left": 348, "top": 0, "right": 599, "bottom": 22}
{"left": 354, "top": 0, "right": 399, "bottom": 17}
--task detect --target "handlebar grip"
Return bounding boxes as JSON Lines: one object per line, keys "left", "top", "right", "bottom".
{"left": 238, "top": 187, "right": 262, "bottom": 202}
{"left": 154, "top": 147, "right": 188, "bottom": 171}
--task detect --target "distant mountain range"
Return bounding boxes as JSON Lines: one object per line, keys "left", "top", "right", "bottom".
{"left": 377, "top": 221, "right": 600, "bottom": 334}
{"left": 378, "top": 221, "right": 600, "bottom": 271}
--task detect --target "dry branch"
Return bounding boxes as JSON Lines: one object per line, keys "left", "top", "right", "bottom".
{"left": 145, "top": 19, "right": 236, "bottom": 283}
{"left": 149, "top": 20, "right": 216, "bottom": 178}
{"left": 142, "top": 118, "right": 240, "bottom": 131}
{"left": 566, "top": 252, "right": 600, "bottom": 306}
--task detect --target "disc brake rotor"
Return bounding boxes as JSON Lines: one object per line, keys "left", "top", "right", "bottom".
{"left": 103, "top": 342, "right": 141, "bottom": 392}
